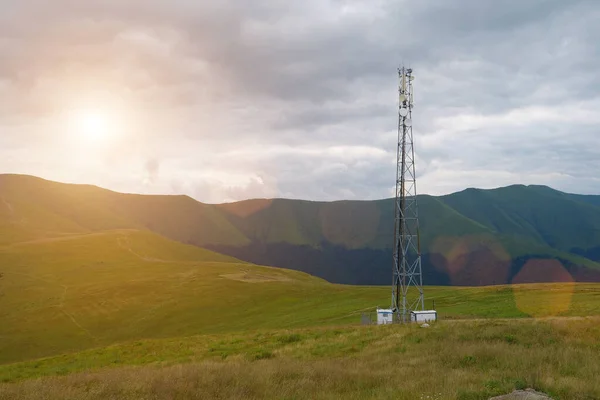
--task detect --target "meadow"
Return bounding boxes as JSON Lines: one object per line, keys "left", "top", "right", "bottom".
{"left": 2, "top": 229, "right": 600, "bottom": 399}
{"left": 2, "top": 230, "right": 600, "bottom": 364}
{"left": 1, "top": 318, "right": 599, "bottom": 399}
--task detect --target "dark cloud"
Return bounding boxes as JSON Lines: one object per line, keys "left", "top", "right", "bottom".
{"left": 0, "top": 0, "right": 599, "bottom": 201}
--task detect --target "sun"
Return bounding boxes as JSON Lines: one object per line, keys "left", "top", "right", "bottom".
{"left": 62, "top": 94, "right": 136, "bottom": 151}
{"left": 75, "top": 109, "right": 111, "bottom": 141}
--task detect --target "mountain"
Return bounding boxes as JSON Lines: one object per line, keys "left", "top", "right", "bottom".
{"left": 0, "top": 174, "right": 247, "bottom": 247}
{"left": 2, "top": 174, "right": 600, "bottom": 286}
{"left": 210, "top": 189, "right": 600, "bottom": 285}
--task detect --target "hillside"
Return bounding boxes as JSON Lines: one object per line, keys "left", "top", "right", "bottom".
{"left": 0, "top": 229, "right": 344, "bottom": 364}
{"left": 0, "top": 174, "right": 247, "bottom": 247}
{"left": 2, "top": 224, "right": 600, "bottom": 366}
{"left": 440, "top": 185, "right": 600, "bottom": 253}
{"left": 2, "top": 174, "right": 600, "bottom": 286}
{"left": 211, "top": 186, "right": 600, "bottom": 285}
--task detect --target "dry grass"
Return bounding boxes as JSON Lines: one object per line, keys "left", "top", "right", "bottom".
{"left": 1, "top": 318, "right": 599, "bottom": 400}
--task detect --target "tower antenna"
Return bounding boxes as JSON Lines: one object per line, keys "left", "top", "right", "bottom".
{"left": 392, "top": 66, "right": 425, "bottom": 323}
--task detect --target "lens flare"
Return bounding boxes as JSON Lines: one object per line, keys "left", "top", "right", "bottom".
{"left": 512, "top": 259, "right": 575, "bottom": 318}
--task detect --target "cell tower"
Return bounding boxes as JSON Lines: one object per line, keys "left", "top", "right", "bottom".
{"left": 392, "top": 66, "right": 425, "bottom": 322}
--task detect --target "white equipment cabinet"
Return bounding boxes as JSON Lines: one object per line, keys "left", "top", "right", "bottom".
{"left": 376, "top": 308, "right": 394, "bottom": 325}
{"left": 410, "top": 310, "right": 437, "bottom": 323}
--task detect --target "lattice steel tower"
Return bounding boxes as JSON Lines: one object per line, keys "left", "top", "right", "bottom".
{"left": 392, "top": 66, "right": 425, "bottom": 322}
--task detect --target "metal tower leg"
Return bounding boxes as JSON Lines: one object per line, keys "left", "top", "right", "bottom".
{"left": 392, "top": 66, "right": 424, "bottom": 323}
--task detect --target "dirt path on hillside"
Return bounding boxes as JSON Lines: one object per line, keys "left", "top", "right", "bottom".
{"left": 56, "top": 285, "right": 97, "bottom": 341}
{"left": 220, "top": 269, "right": 292, "bottom": 283}
{"left": 115, "top": 235, "right": 239, "bottom": 265}
{"left": 116, "top": 235, "right": 203, "bottom": 264}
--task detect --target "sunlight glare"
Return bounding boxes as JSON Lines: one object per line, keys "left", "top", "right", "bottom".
{"left": 75, "top": 109, "right": 111, "bottom": 141}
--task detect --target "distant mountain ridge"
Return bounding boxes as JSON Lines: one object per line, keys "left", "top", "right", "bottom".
{"left": 2, "top": 173, "right": 600, "bottom": 286}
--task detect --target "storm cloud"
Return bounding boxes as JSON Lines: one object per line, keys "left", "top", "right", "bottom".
{"left": 1, "top": 0, "right": 599, "bottom": 202}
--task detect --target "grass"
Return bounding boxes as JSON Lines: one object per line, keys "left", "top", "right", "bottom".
{"left": 0, "top": 227, "right": 599, "bottom": 398}
{"left": 1, "top": 318, "right": 600, "bottom": 399}
{"left": 3, "top": 175, "right": 600, "bottom": 399}
{"left": 1, "top": 229, "right": 600, "bottom": 367}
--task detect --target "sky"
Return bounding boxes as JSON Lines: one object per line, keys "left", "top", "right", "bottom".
{"left": 1, "top": 0, "right": 599, "bottom": 203}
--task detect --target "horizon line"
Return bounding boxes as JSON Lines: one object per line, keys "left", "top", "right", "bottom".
{"left": 0, "top": 172, "right": 596, "bottom": 205}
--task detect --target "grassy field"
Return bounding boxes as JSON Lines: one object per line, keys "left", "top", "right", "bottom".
{"left": 1, "top": 318, "right": 600, "bottom": 399}
{"left": 2, "top": 229, "right": 600, "bottom": 367}
{"left": 0, "top": 230, "right": 600, "bottom": 363}
{"left": 0, "top": 229, "right": 599, "bottom": 398}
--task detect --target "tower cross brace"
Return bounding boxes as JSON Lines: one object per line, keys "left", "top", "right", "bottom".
{"left": 392, "top": 66, "right": 425, "bottom": 322}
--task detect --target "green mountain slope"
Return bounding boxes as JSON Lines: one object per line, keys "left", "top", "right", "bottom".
{"left": 216, "top": 195, "right": 494, "bottom": 250}
{"left": 0, "top": 175, "right": 134, "bottom": 237}
{"left": 0, "top": 229, "right": 333, "bottom": 364}
{"left": 440, "top": 185, "right": 600, "bottom": 251}
{"left": 213, "top": 187, "right": 600, "bottom": 285}
{"left": 0, "top": 174, "right": 248, "bottom": 247}
{"left": 566, "top": 193, "right": 600, "bottom": 209}
{"left": 2, "top": 174, "right": 600, "bottom": 286}
{"left": 113, "top": 193, "right": 249, "bottom": 247}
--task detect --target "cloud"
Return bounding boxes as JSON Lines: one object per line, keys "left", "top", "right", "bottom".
{"left": 144, "top": 158, "right": 160, "bottom": 185}
{"left": 0, "top": 0, "right": 599, "bottom": 201}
